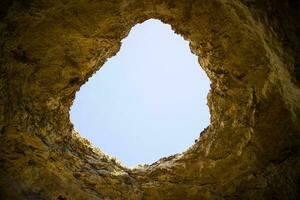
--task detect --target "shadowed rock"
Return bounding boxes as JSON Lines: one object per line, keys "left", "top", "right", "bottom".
{"left": 0, "top": 0, "right": 300, "bottom": 199}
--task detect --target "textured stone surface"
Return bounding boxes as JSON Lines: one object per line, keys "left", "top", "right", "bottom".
{"left": 0, "top": 0, "right": 300, "bottom": 199}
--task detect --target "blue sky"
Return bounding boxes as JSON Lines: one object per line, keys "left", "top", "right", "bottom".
{"left": 70, "top": 19, "right": 210, "bottom": 167}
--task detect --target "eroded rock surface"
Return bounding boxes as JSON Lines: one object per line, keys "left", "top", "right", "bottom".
{"left": 0, "top": 0, "right": 300, "bottom": 199}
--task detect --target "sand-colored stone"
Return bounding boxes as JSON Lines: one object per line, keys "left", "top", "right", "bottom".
{"left": 0, "top": 0, "right": 300, "bottom": 199}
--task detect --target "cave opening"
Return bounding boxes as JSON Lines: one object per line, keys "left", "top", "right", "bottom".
{"left": 70, "top": 19, "right": 211, "bottom": 167}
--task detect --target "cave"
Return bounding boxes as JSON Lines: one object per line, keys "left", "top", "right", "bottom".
{"left": 0, "top": 0, "right": 300, "bottom": 200}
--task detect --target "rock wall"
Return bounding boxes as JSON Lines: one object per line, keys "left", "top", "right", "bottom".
{"left": 0, "top": 0, "right": 300, "bottom": 199}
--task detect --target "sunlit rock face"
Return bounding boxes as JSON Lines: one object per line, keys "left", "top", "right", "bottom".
{"left": 0, "top": 0, "right": 300, "bottom": 199}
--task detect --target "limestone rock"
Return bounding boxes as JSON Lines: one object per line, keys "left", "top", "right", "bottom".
{"left": 0, "top": 0, "right": 300, "bottom": 199}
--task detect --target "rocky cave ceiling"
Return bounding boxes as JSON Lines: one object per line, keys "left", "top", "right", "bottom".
{"left": 0, "top": 0, "right": 300, "bottom": 199}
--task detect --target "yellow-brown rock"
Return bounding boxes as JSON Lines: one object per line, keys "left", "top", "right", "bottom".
{"left": 0, "top": 0, "right": 300, "bottom": 199}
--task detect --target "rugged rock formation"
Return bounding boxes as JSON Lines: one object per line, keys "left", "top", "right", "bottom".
{"left": 1, "top": 0, "right": 300, "bottom": 199}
